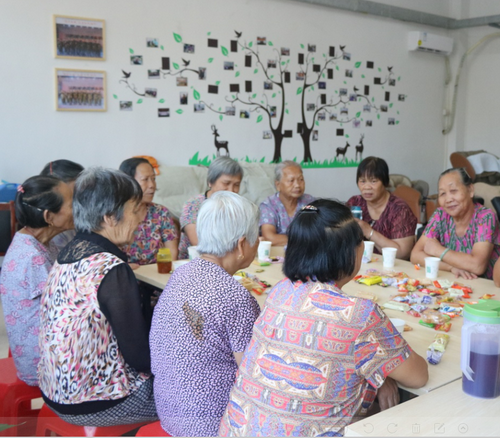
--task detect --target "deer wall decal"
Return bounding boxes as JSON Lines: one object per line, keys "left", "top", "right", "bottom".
{"left": 211, "top": 125, "right": 230, "bottom": 157}
{"left": 336, "top": 141, "right": 350, "bottom": 161}
{"left": 355, "top": 134, "right": 364, "bottom": 161}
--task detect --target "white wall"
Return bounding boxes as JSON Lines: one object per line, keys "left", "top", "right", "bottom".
{"left": 1, "top": 0, "right": 457, "bottom": 199}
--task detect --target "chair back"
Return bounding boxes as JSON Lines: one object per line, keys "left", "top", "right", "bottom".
{"left": 492, "top": 196, "right": 500, "bottom": 219}
{"left": 393, "top": 185, "right": 421, "bottom": 223}
{"left": 450, "top": 152, "right": 477, "bottom": 181}
{"left": 0, "top": 201, "right": 16, "bottom": 256}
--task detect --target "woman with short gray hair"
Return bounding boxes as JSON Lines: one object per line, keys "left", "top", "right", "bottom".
{"left": 178, "top": 156, "right": 243, "bottom": 258}
{"left": 38, "top": 167, "right": 158, "bottom": 426}
{"left": 150, "top": 191, "right": 261, "bottom": 437}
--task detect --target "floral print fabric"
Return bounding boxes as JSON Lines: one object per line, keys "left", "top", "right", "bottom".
{"left": 178, "top": 194, "right": 206, "bottom": 259}
{"left": 424, "top": 203, "right": 500, "bottom": 279}
{"left": 0, "top": 232, "right": 58, "bottom": 385}
{"left": 219, "top": 278, "right": 411, "bottom": 437}
{"left": 123, "top": 203, "right": 177, "bottom": 265}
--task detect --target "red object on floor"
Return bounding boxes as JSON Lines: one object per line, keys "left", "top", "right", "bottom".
{"left": 0, "top": 357, "right": 42, "bottom": 436}
{"left": 35, "top": 404, "right": 152, "bottom": 437}
{"left": 136, "top": 421, "right": 171, "bottom": 436}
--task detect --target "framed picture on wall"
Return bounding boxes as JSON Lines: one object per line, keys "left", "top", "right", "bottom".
{"left": 55, "top": 68, "right": 106, "bottom": 111}
{"left": 53, "top": 15, "right": 105, "bottom": 60}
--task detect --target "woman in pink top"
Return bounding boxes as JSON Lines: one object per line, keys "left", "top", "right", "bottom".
{"left": 411, "top": 167, "right": 500, "bottom": 279}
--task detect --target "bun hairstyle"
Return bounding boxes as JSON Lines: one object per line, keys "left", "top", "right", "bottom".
{"left": 40, "top": 159, "right": 84, "bottom": 183}
{"left": 15, "top": 175, "right": 63, "bottom": 228}
{"left": 439, "top": 167, "right": 473, "bottom": 187}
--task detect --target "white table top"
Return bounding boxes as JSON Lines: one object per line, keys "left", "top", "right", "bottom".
{"left": 344, "top": 380, "right": 500, "bottom": 437}
{"left": 135, "top": 251, "right": 499, "bottom": 396}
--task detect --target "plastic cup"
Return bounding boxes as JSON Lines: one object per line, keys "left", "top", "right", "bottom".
{"left": 390, "top": 318, "right": 405, "bottom": 333}
{"left": 382, "top": 247, "right": 397, "bottom": 268}
{"left": 187, "top": 246, "right": 200, "bottom": 260}
{"left": 351, "top": 206, "right": 363, "bottom": 220}
{"left": 172, "top": 260, "right": 189, "bottom": 271}
{"left": 258, "top": 241, "right": 272, "bottom": 261}
{"left": 425, "top": 256, "right": 441, "bottom": 279}
{"left": 363, "top": 241, "right": 375, "bottom": 263}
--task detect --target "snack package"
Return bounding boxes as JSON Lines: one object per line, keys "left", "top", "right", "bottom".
{"left": 357, "top": 276, "right": 383, "bottom": 286}
{"left": 356, "top": 291, "right": 378, "bottom": 302}
{"left": 383, "top": 301, "right": 410, "bottom": 312}
{"left": 427, "top": 334, "right": 450, "bottom": 365}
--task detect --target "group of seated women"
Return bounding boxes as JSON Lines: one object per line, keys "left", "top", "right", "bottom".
{"left": 0, "top": 153, "right": 499, "bottom": 435}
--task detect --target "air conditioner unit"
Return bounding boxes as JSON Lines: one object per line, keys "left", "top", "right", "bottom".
{"left": 408, "top": 31, "right": 453, "bottom": 56}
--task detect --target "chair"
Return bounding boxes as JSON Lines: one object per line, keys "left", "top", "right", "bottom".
{"left": 0, "top": 357, "right": 42, "bottom": 436}
{"left": 0, "top": 201, "right": 16, "bottom": 256}
{"left": 35, "top": 404, "right": 152, "bottom": 437}
{"left": 393, "top": 185, "right": 422, "bottom": 223}
{"left": 136, "top": 421, "right": 171, "bottom": 436}
{"left": 491, "top": 197, "right": 500, "bottom": 219}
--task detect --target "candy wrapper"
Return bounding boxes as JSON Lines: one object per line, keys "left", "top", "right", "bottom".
{"left": 356, "top": 291, "right": 378, "bottom": 302}
{"left": 419, "top": 309, "right": 452, "bottom": 332}
{"left": 383, "top": 301, "right": 410, "bottom": 312}
{"left": 427, "top": 334, "right": 450, "bottom": 365}
{"left": 356, "top": 276, "right": 383, "bottom": 286}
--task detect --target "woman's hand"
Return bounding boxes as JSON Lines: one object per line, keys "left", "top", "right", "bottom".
{"left": 376, "top": 377, "right": 400, "bottom": 411}
{"left": 129, "top": 263, "right": 140, "bottom": 271}
{"left": 423, "top": 238, "right": 445, "bottom": 258}
{"left": 355, "top": 218, "right": 372, "bottom": 239}
{"left": 451, "top": 267, "right": 478, "bottom": 280}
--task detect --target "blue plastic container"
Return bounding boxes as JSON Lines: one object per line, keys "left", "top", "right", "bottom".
{"left": 0, "top": 183, "right": 19, "bottom": 202}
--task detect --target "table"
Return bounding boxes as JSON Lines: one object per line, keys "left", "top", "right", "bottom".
{"left": 134, "top": 252, "right": 499, "bottom": 395}
{"left": 344, "top": 380, "right": 500, "bottom": 437}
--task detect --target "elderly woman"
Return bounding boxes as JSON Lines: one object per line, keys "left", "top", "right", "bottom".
{"left": 40, "top": 159, "right": 84, "bottom": 251}
{"left": 178, "top": 156, "right": 243, "bottom": 259}
{"left": 347, "top": 156, "right": 417, "bottom": 260}
{"left": 0, "top": 175, "right": 73, "bottom": 385}
{"left": 38, "top": 168, "right": 157, "bottom": 426}
{"left": 260, "top": 160, "right": 314, "bottom": 246}
{"left": 150, "top": 191, "right": 261, "bottom": 436}
{"left": 119, "top": 157, "right": 179, "bottom": 263}
{"left": 220, "top": 199, "right": 428, "bottom": 437}
{"left": 411, "top": 168, "right": 500, "bottom": 279}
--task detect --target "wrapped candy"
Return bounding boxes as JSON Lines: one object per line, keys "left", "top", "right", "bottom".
{"left": 427, "top": 334, "right": 450, "bottom": 365}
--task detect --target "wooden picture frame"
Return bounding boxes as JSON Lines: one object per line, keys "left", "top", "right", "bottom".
{"left": 53, "top": 15, "right": 105, "bottom": 60}
{"left": 55, "top": 68, "right": 106, "bottom": 112}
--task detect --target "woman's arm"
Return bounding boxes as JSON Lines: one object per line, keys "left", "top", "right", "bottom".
{"left": 494, "top": 258, "right": 500, "bottom": 287}
{"left": 166, "top": 238, "right": 179, "bottom": 261}
{"left": 387, "top": 350, "right": 428, "bottom": 389}
{"left": 261, "top": 224, "right": 288, "bottom": 246}
{"left": 184, "top": 223, "right": 198, "bottom": 247}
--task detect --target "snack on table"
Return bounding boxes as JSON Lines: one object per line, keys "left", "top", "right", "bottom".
{"left": 356, "top": 276, "right": 383, "bottom": 286}
{"left": 383, "top": 301, "right": 410, "bottom": 312}
{"left": 356, "top": 290, "right": 378, "bottom": 302}
{"left": 427, "top": 333, "right": 450, "bottom": 365}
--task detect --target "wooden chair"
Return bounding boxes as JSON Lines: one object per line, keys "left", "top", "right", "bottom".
{"left": 0, "top": 201, "right": 16, "bottom": 256}
{"left": 393, "top": 185, "right": 422, "bottom": 223}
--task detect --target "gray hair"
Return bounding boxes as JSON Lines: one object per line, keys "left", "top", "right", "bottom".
{"left": 207, "top": 156, "right": 243, "bottom": 186}
{"left": 196, "top": 191, "right": 259, "bottom": 257}
{"left": 73, "top": 167, "right": 142, "bottom": 233}
{"left": 275, "top": 160, "right": 303, "bottom": 182}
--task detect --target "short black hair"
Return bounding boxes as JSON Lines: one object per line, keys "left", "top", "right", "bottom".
{"left": 356, "top": 156, "right": 390, "bottom": 187}
{"left": 119, "top": 157, "right": 152, "bottom": 178}
{"left": 15, "top": 175, "right": 64, "bottom": 228}
{"left": 284, "top": 199, "right": 364, "bottom": 283}
{"left": 439, "top": 167, "right": 473, "bottom": 187}
{"left": 40, "top": 159, "right": 84, "bottom": 183}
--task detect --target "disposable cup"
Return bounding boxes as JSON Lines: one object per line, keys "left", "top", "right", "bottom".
{"left": 187, "top": 246, "right": 200, "bottom": 260}
{"left": 425, "top": 256, "right": 441, "bottom": 280}
{"left": 258, "top": 241, "right": 272, "bottom": 261}
{"left": 382, "top": 247, "right": 397, "bottom": 268}
{"left": 363, "top": 241, "right": 375, "bottom": 263}
{"left": 172, "top": 260, "right": 189, "bottom": 271}
{"left": 390, "top": 318, "right": 405, "bottom": 333}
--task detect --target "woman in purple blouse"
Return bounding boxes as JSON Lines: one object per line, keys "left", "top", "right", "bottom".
{"left": 150, "top": 191, "right": 261, "bottom": 437}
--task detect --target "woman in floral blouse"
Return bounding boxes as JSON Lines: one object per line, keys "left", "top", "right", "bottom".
{"left": 119, "top": 157, "right": 178, "bottom": 264}
{"left": 411, "top": 167, "right": 500, "bottom": 279}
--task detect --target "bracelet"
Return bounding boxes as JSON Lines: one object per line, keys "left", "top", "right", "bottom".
{"left": 440, "top": 248, "right": 450, "bottom": 261}
{"left": 368, "top": 229, "right": 374, "bottom": 240}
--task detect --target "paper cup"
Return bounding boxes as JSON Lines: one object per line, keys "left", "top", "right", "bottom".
{"left": 390, "top": 318, "right": 405, "bottom": 333}
{"left": 425, "top": 256, "right": 440, "bottom": 280}
{"left": 258, "top": 241, "right": 272, "bottom": 261}
{"left": 382, "top": 247, "right": 397, "bottom": 268}
{"left": 187, "top": 246, "right": 200, "bottom": 260}
{"left": 363, "top": 241, "right": 375, "bottom": 263}
{"left": 172, "top": 260, "right": 189, "bottom": 271}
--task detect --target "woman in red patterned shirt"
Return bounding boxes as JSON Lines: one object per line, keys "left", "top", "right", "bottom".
{"left": 346, "top": 156, "right": 417, "bottom": 260}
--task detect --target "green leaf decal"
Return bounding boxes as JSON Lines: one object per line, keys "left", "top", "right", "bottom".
{"left": 173, "top": 62, "right": 179, "bottom": 70}
{"left": 297, "top": 87, "right": 303, "bottom": 95}
{"left": 300, "top": 44, "right": 304, "bottom": 49}
{"left": 256, "top": 115, "right": 263, "bottom": 123}
{"left": 248, "top": 41, "right": 253, "bottom": 47}
{"left": 336, "top": 65, "right": 339, "bottom": 71}
{"left": 137, "top": 99, "right": 143, "bottom": 104}
{"left": 208, "top": 58, "right": 214, "bottom": 63}
{"left": 372, "top": 97, "right": 375, "bottom": 102}
{"left": 311, "top": 85, "right": 314, "bottom": 91}
{"left": 270, "top": 75, "right": 274, "bottom": 79}
{"left": 355, "top": 61, "right": 361, "bottom": 68}
{"left": 377, "top": 113, "right": 380, "bottom": 119}
{"left": 218, "top": 107, "right": 221, "bottom": 111}
{"left": 254, "top": 69, "right": 258, "bottom": 74}
{"left": 272, "top": 93, "right": 276, "bottom": 98}
{"left": 159, "top": 98, "right": 165, "bottom": 103}
{"left": 378, "top": 67, "right": 381, "bottom": 72}
{"left": 215, "top": 80, "right": 220, "bottom": 85}
{"left": 129, "top": 48, "right": 134, "bottom": 54}
{"left": 397, "top": 111, "right": 400, "bottom": 115}
{"left": 176, "top": 109, "right": 183, "bottom": 114}
{"left": 232, "top": 95, "right": 236, "bottom": 99}
{"left": 219, "top": 114, "right": 223, "bottom": 121}
{"left": 268, "top": 41, "right": 273, "bottom": 46}
{"left": 343, "top": 81, "right": 346, "bottom": 85}
{"left": 315, "top": 121, "right": 319, "bottom": 126}
{"left": 346, "top": 134, "right": 349, "bottom": 138}
{"left": 221, "top": 46, "right": 229, "bottom": 56}
{"left": 173, "top": 33, "right": 182, "bottom": 43}
{"left": 281, "top": 61, "right": 286, "bottom": 65}
{"left": 193, "top": 89, "right": 200, "bottom": 100}
{"left": 322, "top": 73, "right": 325, "bottom": 79}
{"left": 113, "top": 94, "right": 118, "bottom": 99}
{"left": 207, "top": 31, "right": 211, "bottom": 36}
{"left": 235, "top": 71, "right": 240, "bottom": 77}
{"left": 356, "top": 111, "right": 361, "bottom": 117}
{"left": 252, "top": 93, "right": 257, "bottom": 98}
{"left": 286, "top": 109, "right": 289, "bottom": 114}
{"left": 160, "top": 45, "right": 164, "bottom": 50}
{"left": 398, "top": 76, "right": 401, "bottom": 81}
{"left": 396, "top": 120, "right": 400, "bottom": 124}
{"left": 389, "top": 103, "right": 393, "bottom": 108}
{"left": 361, "top": 74, "right": 365, "bottom": 78}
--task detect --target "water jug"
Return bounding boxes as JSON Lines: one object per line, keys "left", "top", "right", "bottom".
{"left": 461, "top": 299, "right": 500, "bottom": 398}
